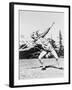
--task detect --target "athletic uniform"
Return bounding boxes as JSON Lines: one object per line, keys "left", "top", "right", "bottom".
{"left": 31, "top": 22, "right": 59, "bottom": 68}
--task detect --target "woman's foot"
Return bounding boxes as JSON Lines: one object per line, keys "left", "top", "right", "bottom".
{"left": 41, "top": 67, "right": 46, "bottom": 70}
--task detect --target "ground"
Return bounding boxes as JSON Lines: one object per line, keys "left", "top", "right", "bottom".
{"left": 19, "top": 58, "right": 64, "bottom": 79}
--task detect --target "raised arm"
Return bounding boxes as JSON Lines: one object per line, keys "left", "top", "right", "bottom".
{"left": 40, "top": 22, "right": 55, "bottom": 38}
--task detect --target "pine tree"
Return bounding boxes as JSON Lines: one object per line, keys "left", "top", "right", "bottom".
{"left": 58, "top": 30, "right": 64, "bottom": 57}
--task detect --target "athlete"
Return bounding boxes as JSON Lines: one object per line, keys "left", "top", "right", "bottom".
{"left": 31, "top": 22, "right": 59, "bottom": 69}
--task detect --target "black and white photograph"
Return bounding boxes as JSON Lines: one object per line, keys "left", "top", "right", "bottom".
{"left": 19, "top": 10, "right": 64, "bottom": 79}
{"left": 9, "top": 2, "right": 70, "bottom": 87}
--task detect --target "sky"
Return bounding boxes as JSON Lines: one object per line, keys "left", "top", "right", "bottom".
{"left": 19, "top": 10, "right": 64, "bottom": 45}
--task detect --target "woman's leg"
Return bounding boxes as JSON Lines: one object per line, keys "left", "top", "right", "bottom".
{"left": 47, "top": 43, "right": 59, "bottom": 66}
{"left": 51, "top": 48, "right": 59, "bottom": 66}
{"left": 38, "top": 50, "right": 47, "bottom": 67}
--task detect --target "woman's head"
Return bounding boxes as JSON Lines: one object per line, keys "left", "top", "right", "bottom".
{"left": 31, "top": 30, "right": 40, "bottom": 40}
